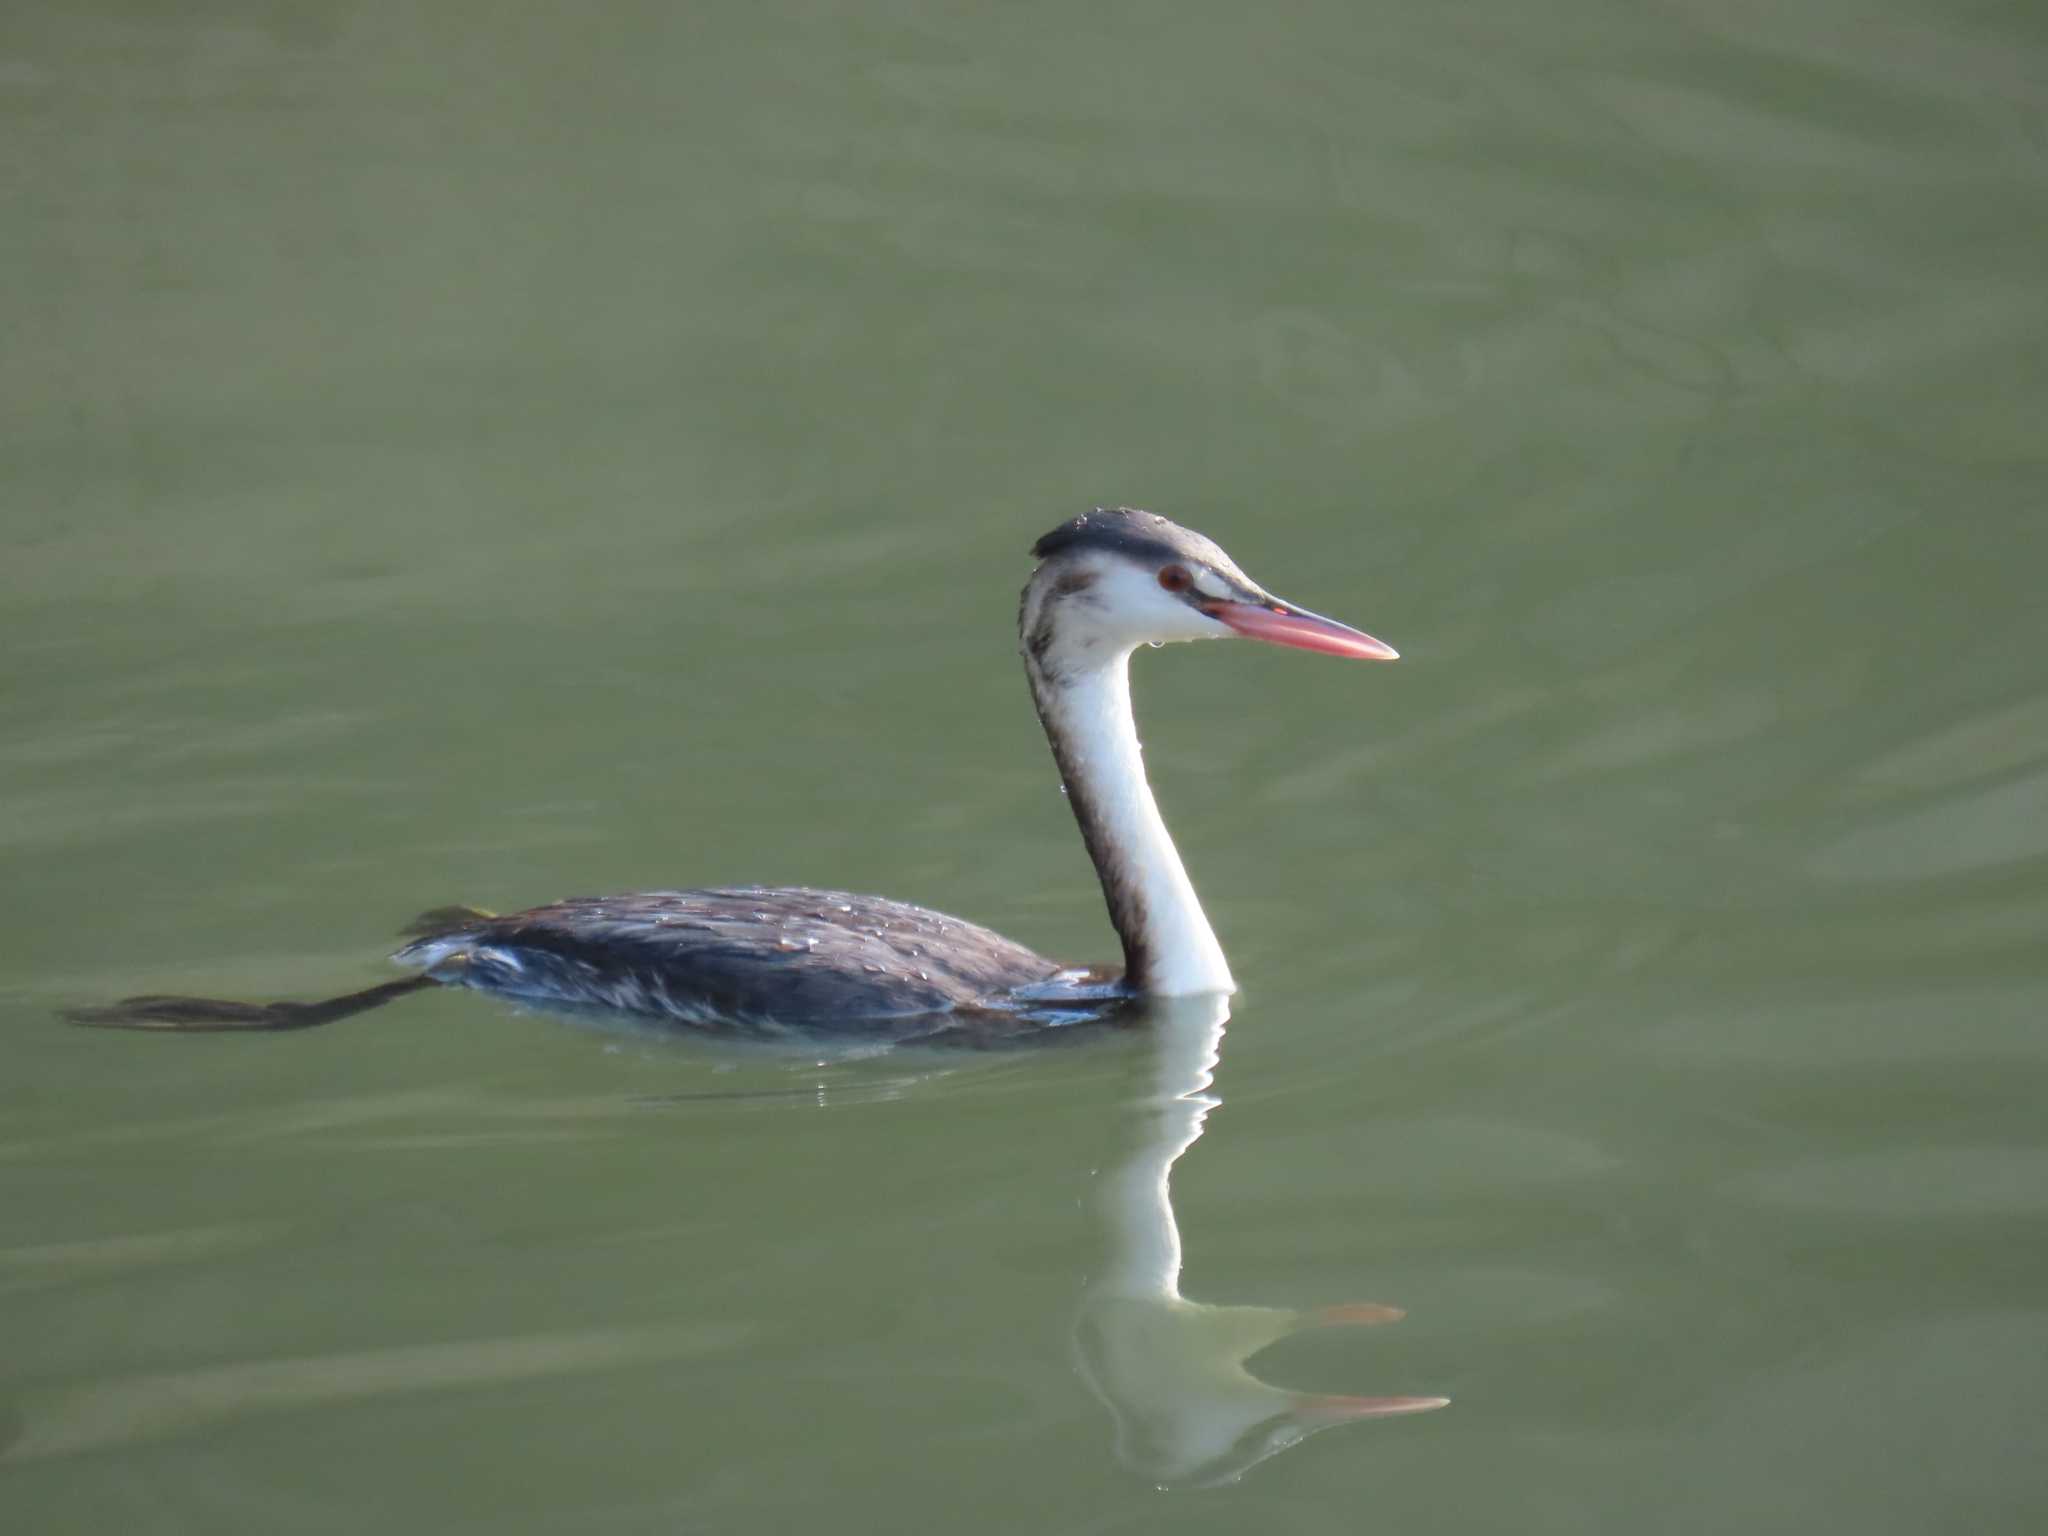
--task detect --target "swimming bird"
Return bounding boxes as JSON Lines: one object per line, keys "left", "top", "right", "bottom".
{"left": 67, "top": 508, "right": 1395, "bottom": 1043}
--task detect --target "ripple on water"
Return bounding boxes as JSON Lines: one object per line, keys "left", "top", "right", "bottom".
{"left": 1637, "top": 988, "right": 2048, "bottom": 1066}
{"left": 1744, "top": 1146, "right": 2048, "bottom": 1219}
{"left": 5, "top": 1322, "right": 753, "bottom": 1463}
{"left": 1335, "top": 1115, "right": 1623, "bottom": 1193}
{"left": 1810, "top": 768, "right": 2048, "bottom": 883}
{"left": 0, "top": 1225, "right": 277, "bottom": 1295}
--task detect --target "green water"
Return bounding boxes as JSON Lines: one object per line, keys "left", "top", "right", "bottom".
{"left": 6, "top": 2, "right": 2047, "bottom": 1529}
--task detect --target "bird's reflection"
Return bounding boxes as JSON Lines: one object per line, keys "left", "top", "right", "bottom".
{"left": 1074, "top": 996, "right": 1446, "bottom": 1487}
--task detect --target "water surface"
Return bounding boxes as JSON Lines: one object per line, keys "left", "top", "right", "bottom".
{"left": 5, "top": 2, "right": 2047, "bottom": 1531}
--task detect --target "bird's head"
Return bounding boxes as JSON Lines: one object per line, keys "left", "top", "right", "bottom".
{"left": 1020, "top": 507, "right": 1397, "bottom": 681}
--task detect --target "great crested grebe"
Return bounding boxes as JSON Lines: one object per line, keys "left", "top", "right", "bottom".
{"left": 68, "top": 508, "right": 1396, "bottom": 1042}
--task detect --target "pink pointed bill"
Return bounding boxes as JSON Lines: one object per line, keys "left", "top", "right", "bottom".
{"left": 1203, "top": 600, "right": 1399, "bottom": 660}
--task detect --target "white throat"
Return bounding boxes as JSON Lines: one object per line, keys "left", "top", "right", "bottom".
{"left": 1031, "top": 647, "right": 1236, "bottom": 997}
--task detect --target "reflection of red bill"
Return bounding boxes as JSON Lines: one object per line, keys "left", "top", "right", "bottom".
{"left": 1204, "top": 599, "right": 1400, "bottom": 660}
{"left": 1313, "top": 1301, "right": 1407, "bottom": 1327}
{"left": 1297, "top": 1392, "right": 1452, "bottom": 1422}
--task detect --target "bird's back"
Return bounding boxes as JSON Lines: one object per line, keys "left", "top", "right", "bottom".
{"left": 394, "top": 885, "right": 1098, "bottom": 1039}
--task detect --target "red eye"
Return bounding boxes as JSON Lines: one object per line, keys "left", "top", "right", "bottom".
{"left": 1158, "top": 565, "right": 1192, "bottom": 593}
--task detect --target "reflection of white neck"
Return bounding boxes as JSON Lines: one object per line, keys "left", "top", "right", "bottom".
{"left": 1030, "top": 652, "right": 1235, "bottom": 996}
{"left": 1096, "top": 996, "right": 1226, "bottom": 1298}
{"left": 1077, "top": 996, "right": 1445, "bottom": 1488}
{"left": 1080, "top": 996, "right": 1308, "bottom": 1488}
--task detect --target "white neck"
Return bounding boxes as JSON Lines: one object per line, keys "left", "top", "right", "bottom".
{"left": 1029, "top": 648, "right": 1235, "bottom": 996}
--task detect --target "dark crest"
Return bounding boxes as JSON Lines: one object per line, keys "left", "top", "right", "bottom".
{"left": 1030, "top": 507, "right": 1228, "bottom": 571}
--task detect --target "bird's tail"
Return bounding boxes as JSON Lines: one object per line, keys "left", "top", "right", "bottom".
{"left": 63, "top": 906, "right": 498, "bottom": 1032}
{"left": 63, "top": 974, "right": 439, "bottom": 1032}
